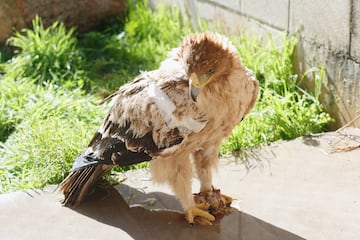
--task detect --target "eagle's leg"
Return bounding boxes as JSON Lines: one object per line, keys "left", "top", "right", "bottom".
{"left": 169, "top": 156, "right": 215, "bottom": 224}
{"left": 150, "top": 154, "right": 215, "bottom": 225}
{"left": 193, "top": 146, "right": 233, "bottom": 208}
{"left": 193, "top": 147, "right": 218, "bottom": 192}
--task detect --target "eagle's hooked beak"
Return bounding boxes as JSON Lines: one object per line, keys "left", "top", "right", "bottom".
{"left": 189, "top": 73, "right": 214, "bottom": 102}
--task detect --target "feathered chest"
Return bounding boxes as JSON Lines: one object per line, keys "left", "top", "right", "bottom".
{"left": 193, "top": 68, "right": 258, "bottom": 140}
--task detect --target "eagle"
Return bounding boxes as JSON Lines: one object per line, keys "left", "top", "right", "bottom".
{"left": 60, "top": 32, "right": 259, "bottom": 224}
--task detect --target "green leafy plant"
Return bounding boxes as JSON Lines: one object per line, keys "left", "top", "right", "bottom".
{"left": 5, "top": 16, "right": 85, "bottom": 88}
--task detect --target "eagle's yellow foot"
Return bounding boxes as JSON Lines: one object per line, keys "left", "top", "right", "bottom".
{"left": 185, "top": 203, "right": 215, "bottom": 225}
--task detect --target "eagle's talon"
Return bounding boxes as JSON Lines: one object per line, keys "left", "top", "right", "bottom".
{"left": 185, "top": 203, "right": 215, "bottom": 225}
{"left": 196, "top": 202, "right": 210, "bottom": 210}
{"left": 194, "top": 216, "right": 214, "bottom": 225}
{"left": 221, "top": 193, "right": 233, "bottom": 206}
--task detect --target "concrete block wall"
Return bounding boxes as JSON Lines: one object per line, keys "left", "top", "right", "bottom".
{"left": 150, "top": 0, "right": 360, "bottom": 128}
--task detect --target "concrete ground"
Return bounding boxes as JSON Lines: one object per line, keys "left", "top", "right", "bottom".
{"left": 0, "top": 128, "right": 359, "bottom": 240}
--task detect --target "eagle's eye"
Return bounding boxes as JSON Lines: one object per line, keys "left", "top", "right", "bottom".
{"left": 208, "top": 67, "right": 215, "bottom": 75}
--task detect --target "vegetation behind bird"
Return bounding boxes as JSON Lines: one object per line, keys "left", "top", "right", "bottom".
{"left": 0, "top": 0, "right": 332, "bottom": 193}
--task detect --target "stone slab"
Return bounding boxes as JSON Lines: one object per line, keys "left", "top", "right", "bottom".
{"left": 119, "top": 128, "right": 360, "bottom": 239}
{"left": 0, "top": 187, "right": 302, "bottom": 240}
{"left": 0, "top": 128, "right": 359, "bottom": 239}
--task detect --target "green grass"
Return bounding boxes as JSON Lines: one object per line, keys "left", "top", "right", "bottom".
{"left": 220, "top": 36, "right": 332, "bottom": 152}
{"left": 0, "top": 79, "right": 105, "bottom": 192}
{"left": 4, "top": 16, "right": 85, "bottom": 89}
{"left": 0, "top": 0, "right": 332, "bottom": 193}
{"left": 78, "top": 0, "right": 193, "bottom": 96}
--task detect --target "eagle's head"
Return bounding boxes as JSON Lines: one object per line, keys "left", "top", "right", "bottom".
{"left": 180, "top": 32, "right": 238, "bottom": 102}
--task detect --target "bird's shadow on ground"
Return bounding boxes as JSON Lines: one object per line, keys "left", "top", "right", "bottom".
{"left": 70, "top": 184, "right": 304, "bottom": 240}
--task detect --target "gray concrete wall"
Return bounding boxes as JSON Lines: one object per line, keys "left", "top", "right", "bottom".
{"left": 150, "top": 0, "right": 360, "bottom": 129}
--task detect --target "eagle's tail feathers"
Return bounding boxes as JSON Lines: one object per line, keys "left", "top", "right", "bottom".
{"left": 59, "top": 164, "right": 112, "bottom": 206}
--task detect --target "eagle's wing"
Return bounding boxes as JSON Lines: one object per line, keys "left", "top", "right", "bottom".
{"left": 71, "top": 67, "right": 207, "bottom": 171}
{"left": 60, "top": 64, "right": 208, "bottom": 206}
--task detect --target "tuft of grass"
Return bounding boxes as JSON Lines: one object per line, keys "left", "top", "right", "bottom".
{"left": 5, "top": 16, "right": 85, "bottom": 88}
{"left": 0, "top": 79, "right": 105, "bottom": 193}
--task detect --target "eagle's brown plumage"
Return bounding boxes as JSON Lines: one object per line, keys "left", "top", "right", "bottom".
{"left": 60, "top": 32, "right": 258, "bottom": 224}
